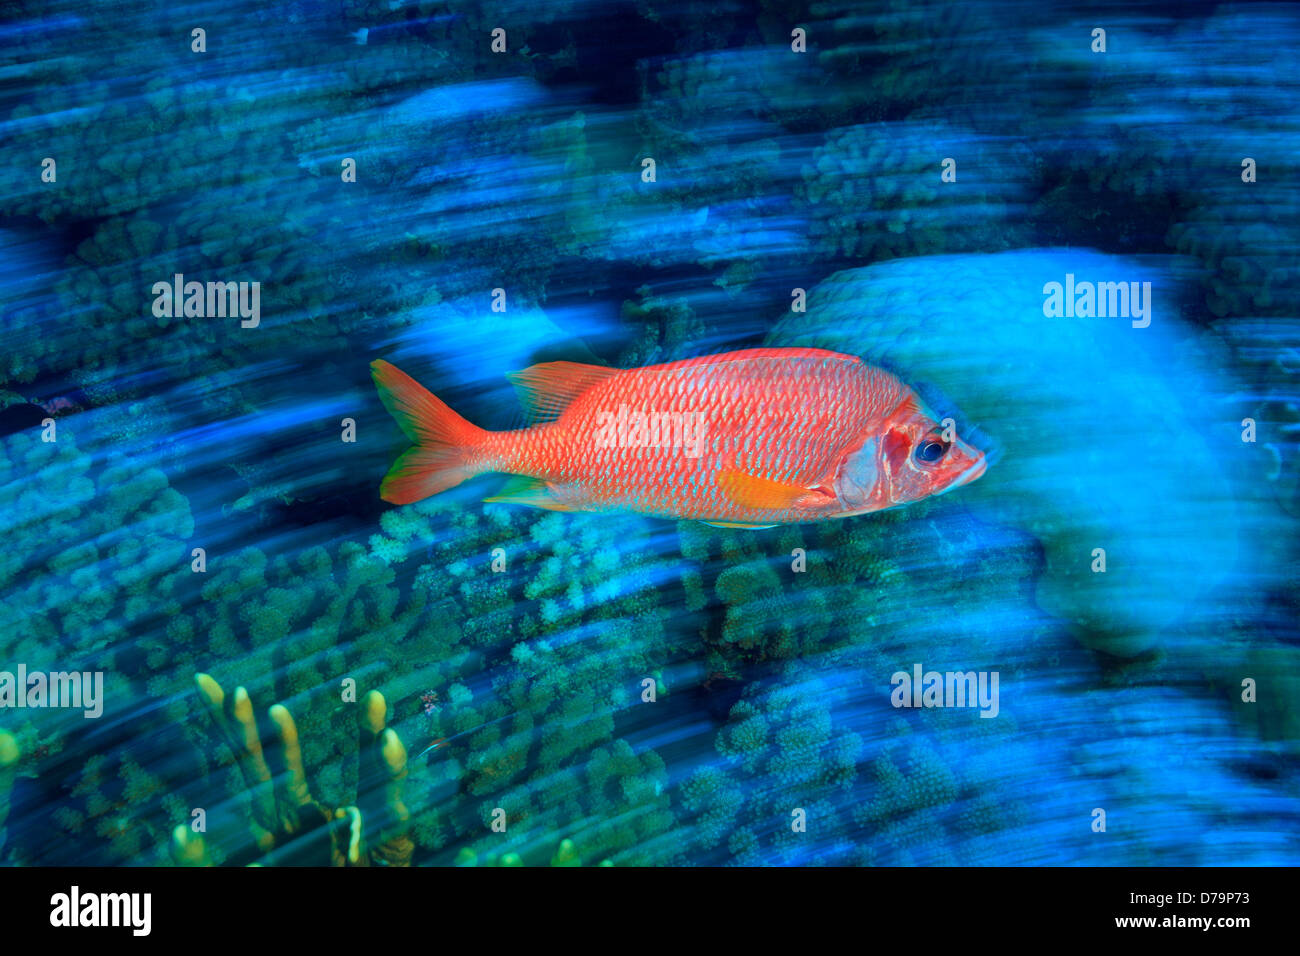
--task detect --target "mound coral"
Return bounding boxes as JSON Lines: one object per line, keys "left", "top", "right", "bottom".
{"left": 767, "top": 249, "right": 1274, "bottom": 658}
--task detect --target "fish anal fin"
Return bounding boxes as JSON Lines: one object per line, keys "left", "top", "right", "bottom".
{"left": 483, "top": 476, "right": 577, "bottom": 512}
{"left": 702, "top": 520, "right": 779, "bottom": 530}
{"left": 506, "top": 361, "right": 620, "bottom": 423}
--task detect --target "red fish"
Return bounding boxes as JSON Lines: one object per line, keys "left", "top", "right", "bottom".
{"left": 371, "top": 347, "right": 986, "bottom": 528}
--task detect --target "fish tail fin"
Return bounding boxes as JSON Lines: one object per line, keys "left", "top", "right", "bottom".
{"left": 371, "top": 359, "right": 490, "bottom": 504}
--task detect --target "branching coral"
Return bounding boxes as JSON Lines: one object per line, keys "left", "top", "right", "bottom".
{"left": 801, "top": 121, "right": 1029, "bottom": 263}
{"left": 1168, "top": 202, "right": 1299, "bottom": 318}
{"left": 0, "top": 428, "right": 193, "bottom": 669}
{"left": 175, "top": 676, "right": 412, "bottom": 866}
{"left": 358, "top": 499, "right": 683, "bottom": 864}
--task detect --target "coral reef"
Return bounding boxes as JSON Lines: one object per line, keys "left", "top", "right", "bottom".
{"left": 0, "top": 0, "right": 1295, "bottom": 871}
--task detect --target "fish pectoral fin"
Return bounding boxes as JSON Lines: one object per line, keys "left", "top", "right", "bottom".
{"left": 702, "top": 520, "right": 779, "bottom": 530}
{"left": 506, "top": 361, "right": 621, "bottom": 423}
{"left": 717, "top": 469, "right": 832, "bottom": 512}
{"left": 796, "top": 484, "right": 839, "bottom": 510}
{"left": 483, "top": 476, "right": 576, "bottom": 512}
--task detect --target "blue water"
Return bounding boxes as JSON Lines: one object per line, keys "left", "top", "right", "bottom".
{"left": 0, "top": 0, "right": 1297, "bottom": 866}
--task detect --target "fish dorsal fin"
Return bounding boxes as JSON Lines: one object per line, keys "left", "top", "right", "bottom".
{"left": 506, "top": 361, "right": 621, "bottom": 423}
{"left": 717, "top": 469, "right": 812, "bottom": 512}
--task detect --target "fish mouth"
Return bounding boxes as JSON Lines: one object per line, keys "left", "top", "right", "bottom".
{"left": 953, "top": 452, "right": 988, "bottom": 489}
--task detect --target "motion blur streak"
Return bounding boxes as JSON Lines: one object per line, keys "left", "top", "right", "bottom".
{"left": 0, "top": 0, "right": 1296, "bottom": 865}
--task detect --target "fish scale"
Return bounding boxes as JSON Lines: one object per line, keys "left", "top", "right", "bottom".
{"left": 496, "top": 349, "right": 889, "bottom": 522}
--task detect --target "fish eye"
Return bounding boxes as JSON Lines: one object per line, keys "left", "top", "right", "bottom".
{"left": 914, "top": 439, "right": 949, "bottom": 463}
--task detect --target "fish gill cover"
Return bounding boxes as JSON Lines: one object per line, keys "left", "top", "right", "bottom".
{"left": 0, "top": 0, "right": 1296, "bottom": 870}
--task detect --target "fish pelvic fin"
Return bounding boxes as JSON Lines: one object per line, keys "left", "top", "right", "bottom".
{"left": 717, "top": 469, "right": 817, "bottom": 512}
{"left": 371, "top": 359, "right": 489, "bottom": 504}
{"left": 483, "top": 476, "right": 577, "bottom": 512}
{"left": 506, "top": 361, "right": 620, "bottom": 423}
